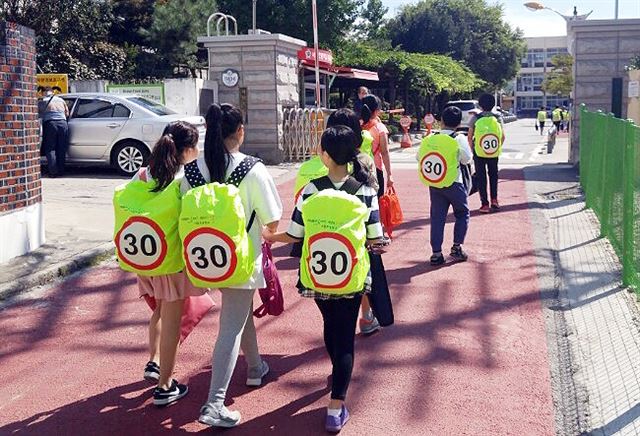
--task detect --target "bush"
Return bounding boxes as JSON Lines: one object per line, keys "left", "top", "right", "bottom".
{"left": 627, "top": 55, "right": 640, "bottom": 71}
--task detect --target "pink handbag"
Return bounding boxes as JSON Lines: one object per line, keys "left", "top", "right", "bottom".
{"left": 143, "top": 293, "right": 215, "bottom": 344}
{"left": 253, "top": 243, "right": 284, "bottom": 318}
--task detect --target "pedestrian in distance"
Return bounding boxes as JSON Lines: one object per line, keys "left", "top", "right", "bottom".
{"left": 39, "top": 86, "right": 69, "bottom": 177}
{"left": 263, "top": 125, "right": 385, "bottom": 433}
{"left": 361, "top": 94, "right": 394, "bottom": 199}
{"left": 552, "top": 105, "right": 563, "bottom": 133}
{"left": 563, "top": 107, "right": 571, "bottom": 132}
{"left": 467, "top": 93, "right": 505, "bottom": 213}
{"left": 418, "top": 106, "right": 472, "bottom": 265}
{"left": 353, "top": 86, "right": 369, "bottom": 117}
{"left": 182, "top": 103, "right": 283, "bottom": 428}
{"left": 537, "top": 106, "right": 547, "bottom": 136}
{"left": 115, "top": 121, "right": 204, "bottom": 406}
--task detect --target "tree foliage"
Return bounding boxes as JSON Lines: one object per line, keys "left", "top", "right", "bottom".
{"left": 542, "top": 54, "right": 573, "bottom": 96}
{"left": 142, "top": 0, "right": 214, "bottom": 78}
{"left": 217, "top": 0, "right": 362, "bottom": 47}
{"left": 387, "top": 0, "right": 525, "bottom": 88}
{"left": 335, "top": 41, "right": 483, "bottom": 95}
{"left": 356, "top": 0, "right": 388, "bottom": 42}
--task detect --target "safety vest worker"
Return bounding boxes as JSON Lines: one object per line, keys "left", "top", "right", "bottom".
{"left": 537, "top": 110, "right": 547, "bottom": 122}
{"left": 417, "top": 132, "right": 459, "bottom": 188}
{"left": 473, "top": 114, "right": 503, "bottom": 158}
{"left": 552, "top": 107, "right": 562, "bottom": 122}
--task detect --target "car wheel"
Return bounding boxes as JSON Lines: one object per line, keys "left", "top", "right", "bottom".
{"left": 113, "top": 141, "right": 149, "bottom": 176}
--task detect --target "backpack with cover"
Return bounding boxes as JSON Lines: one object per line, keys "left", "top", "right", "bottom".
{"left": 300, "top": 176, "right": 370, "bottom": 295}
{"left": 473, "top": 113, "right": 503, "bottom": 158}
{"left": 179, "top": 157, "right": 259, "bottom": 288}
{"left": 294, "top": 156, "right": 328, "bottom": 203}
{"left": 113, "top": 168, "right": 184, "bottom": 276}
{"left": 417, "top": 132, "right": 460, "bottom": 189}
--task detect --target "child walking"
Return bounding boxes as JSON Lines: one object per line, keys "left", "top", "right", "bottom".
{"left": 467, "top": 93, "right": 505, "bottom": 213}
{"left": 418, "top": 107, "right": 472, "bottom": 265}
{"left": 118, "top": 121, "right": 204, "bottom": 406}
{"left": 181, "top": 104, "right": 283, "bottom": 428}
{"left": 263, "top": 125, "right": 384, "bottom": 433}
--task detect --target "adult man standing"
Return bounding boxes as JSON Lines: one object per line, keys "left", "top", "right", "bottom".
{"left": 353, "top": 86, "right": 368, "bottom": 116}
{"left": 40, "top": 87, "right": 69, "bottom": 177}
{"left": 551, "top": 105, "right": 563, "bottom": 133}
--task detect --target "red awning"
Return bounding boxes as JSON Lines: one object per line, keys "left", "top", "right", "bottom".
{"left": 301, "top": 65, "right": 379, "bottom": 82}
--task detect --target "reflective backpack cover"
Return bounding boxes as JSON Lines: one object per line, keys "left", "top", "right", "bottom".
{"left": 294, "top": 156, "right": 328, "bottom": 203}
{"left": 360, "top": 130, "right": 374, "bottom": 159}
{"left": 417, "top": 133, "right": 459, "bottom": 188}
{"left": 473, "top": 115, "right": 503, "bottom": 158}
{"left": 300, "top": 177, "right": 369, "bottom": 295}
{"left": 113, "top": 172, "right": 184, "bottom": 276}
{"left": 179, "top": 158, "right": 259, "bottom": 288}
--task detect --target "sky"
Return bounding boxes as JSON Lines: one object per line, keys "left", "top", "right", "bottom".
{"left": 381, "top": 0, "right": 640, "bottom": 37}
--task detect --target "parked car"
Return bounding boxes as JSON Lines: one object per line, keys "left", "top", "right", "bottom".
{"left": 51, "top": 93, "right": 206, "bottom": 176}
{"left": 443, "top": 100, "right": 481, "bottom": 128}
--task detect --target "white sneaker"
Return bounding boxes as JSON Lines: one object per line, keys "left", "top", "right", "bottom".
{"left": 198, "top": 405, "right": 241, "bottom": 428}
{"left": 246, "top": 360, "right": 269, "bottom": 387}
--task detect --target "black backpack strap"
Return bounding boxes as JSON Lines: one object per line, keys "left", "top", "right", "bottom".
{"left": 340, "top": 177, "right": 363, "bottom": 195}
{"left": 184, "top": 160, "right": 208, "bottom": 188}
{"left": 226, "top": 156, "right": 261, "bottom": 188}
{"left": 227, "top": 156, "right": 261, "bottom": 232}
{"left": 311, "top": 176, "right": 334, "bottom": 191}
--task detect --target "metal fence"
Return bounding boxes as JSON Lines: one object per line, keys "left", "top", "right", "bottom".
{"left": 282, "top": 107, "right": 328, "bottom": 162}
{"left": 579, "top": 104, "right": 640, "bottom": 290}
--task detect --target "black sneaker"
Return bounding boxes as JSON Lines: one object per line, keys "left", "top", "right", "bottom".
{"left": 430, "top": 253, "right": 445, "bottom": 266}
{"left": 144, "top": 361, "right": 160, "bottom": 383}
{"left": 153, "top": 379, "right": 188, "bottom": 407}
{"left": 450, "top": 245, "right": 468, "bottom": 262}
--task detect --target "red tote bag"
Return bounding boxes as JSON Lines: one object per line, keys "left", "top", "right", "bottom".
{"left": 379, "top": 187, "right": 404, "bottom": 239}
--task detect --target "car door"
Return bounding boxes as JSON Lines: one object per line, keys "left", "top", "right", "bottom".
{"left": 67, "top": 98, "right": 129, "bottom": 160}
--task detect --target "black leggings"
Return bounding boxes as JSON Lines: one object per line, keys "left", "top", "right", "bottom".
{"left": 315, "top": 294, "right": 362, "bottom": 401}
{"left": 474, "top": 155, "right": 499, "bottom": 205}
{"left": 376, "top": 168, "right": 385, "bottom": 198}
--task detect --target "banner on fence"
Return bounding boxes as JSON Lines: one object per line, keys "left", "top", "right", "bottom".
{"left": 106, "top": 83, "right": 165, "bottom": 104}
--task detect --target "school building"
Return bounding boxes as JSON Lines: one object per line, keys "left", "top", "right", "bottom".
{"left": 514, "top": 36, "right": 570, "bottom": 118}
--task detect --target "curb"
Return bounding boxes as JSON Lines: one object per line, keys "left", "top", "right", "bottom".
{"left": 0, "top": 242, "right": 115, "bottom": 302}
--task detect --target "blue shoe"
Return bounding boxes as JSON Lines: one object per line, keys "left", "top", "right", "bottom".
{"left": 325, "top": 405, "right": 350, "bottom": 433}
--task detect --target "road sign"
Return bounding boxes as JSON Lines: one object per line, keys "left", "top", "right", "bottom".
{"left": 423, "top": 113, "right": 435, "bottom": 125}
{"left": 400, "top": 116, "right": 412, "bottom": 129}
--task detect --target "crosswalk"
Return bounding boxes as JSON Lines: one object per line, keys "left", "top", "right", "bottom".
{"left": 390, "top": 143, "right": 548, "bottom": 166}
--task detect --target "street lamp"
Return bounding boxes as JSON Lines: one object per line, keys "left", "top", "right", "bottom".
{"left": 524, "top": 2, "right": 593, "bottom": 22}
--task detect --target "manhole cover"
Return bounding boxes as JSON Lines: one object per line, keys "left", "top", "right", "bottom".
{"left": 540, "top": 185, "right": 583, "bottom": 201}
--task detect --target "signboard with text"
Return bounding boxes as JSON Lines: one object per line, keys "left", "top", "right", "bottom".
{"left": 36, "top": 74, "right": 68, "bottom": 97}
{"left": 106, "top": 83, "right": 165, "bottom": 104}
{"left": 297, "top": 48, "right": 333, "bottom": 68}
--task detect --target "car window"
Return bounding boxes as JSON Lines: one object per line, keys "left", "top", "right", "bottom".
{"left": 112, "top": 104, "right": 131, "bottom": 118}
{"left": 452, "top": 102, "right": 476, "bottom": 111}
{"left": 126, "top": 97, "right": 176, "bottom": 116}
{"left": 62, "top": 98, "right": 76, "bottom": 113}
{"left": 74, "top": 99, "right": 115, "bottom": 119}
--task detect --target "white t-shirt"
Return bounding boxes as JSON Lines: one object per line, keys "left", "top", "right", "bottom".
{"left": 180, "top": 153, "right": 283, "bottom": 289}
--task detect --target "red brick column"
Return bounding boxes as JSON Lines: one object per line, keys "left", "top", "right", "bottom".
{"left": 0, "top": 21, "right": 43, "bottom": 263}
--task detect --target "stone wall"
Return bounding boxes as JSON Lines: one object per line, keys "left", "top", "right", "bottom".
{"left": 0, "top": 21, "right": 44, "bottom": 263}
{"left": 198, "top": 33, "right": 306, "bottom": 164}
{"left": 568, "top": 19, "right": 640, "bottom": 164}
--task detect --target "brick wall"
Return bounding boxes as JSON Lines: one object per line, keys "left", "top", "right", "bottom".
{"left": 0, "top": 21, "right": 40, "bottom": 214}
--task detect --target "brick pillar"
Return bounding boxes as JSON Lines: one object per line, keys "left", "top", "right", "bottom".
{"left": 0, "top": 21, "right": 44, "bottom": 263}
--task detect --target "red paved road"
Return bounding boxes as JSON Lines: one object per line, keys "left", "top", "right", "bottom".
{"left": 0, "top": 169, "right": 555, "bottom": 435}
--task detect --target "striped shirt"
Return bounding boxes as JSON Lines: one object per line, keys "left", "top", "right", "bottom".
{"left": 287, "top": 178, "right": 384, "bottom": 299}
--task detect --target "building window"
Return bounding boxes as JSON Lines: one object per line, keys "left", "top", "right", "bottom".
{"left": 517, "top": 73, "right": 545, "bottom": 92}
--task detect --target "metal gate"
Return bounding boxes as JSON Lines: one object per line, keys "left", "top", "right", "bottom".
{"left": 282, "top": 107, "right": 328, "bottom": 161}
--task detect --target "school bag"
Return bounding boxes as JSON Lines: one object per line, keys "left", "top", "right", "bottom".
{"left": 294, "top": 156, "right": 328, "bottom": 203}
{"left": 473, "top": 113, "right": 503, "bottom": 158}
{"left": 113, "top": 168, "right": 184, "bottom": 276}
{"left": 417, "top": 132, "right": 460, "bottom": 189}
{"left": 299, "top": 176, "right": 370, "bottom": 295}
{"left": 360, "top": 130, "right": 375, "bottom": 159}
{"left": 179, "top": 157, "right": 260, "bottom": 288}
{"left": 253, "top": 242, "right": 284, "bottom": 318}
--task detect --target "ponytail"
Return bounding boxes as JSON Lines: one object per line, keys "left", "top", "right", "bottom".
{"left": 360, "top": 95, "right": 380, "bottom": 125}
{"left": 148, "top": 121, "right": 198, "bottom": 192}
{"left": 204, "top": 103, "right": 244, "bottom": 183}
{"left": 351, "top": 153, "right": 370, "bottom": 185}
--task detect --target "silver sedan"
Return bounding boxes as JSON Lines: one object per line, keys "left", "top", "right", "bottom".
{"left": 57, "top": 93, "right": 206, "bottom": 176}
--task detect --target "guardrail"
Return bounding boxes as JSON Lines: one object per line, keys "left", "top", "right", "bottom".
{"left": 282, "top": 107, "right": 328, "bottom": 161}
{"left": 579, "top": 104, "right": 640, "bottom": 290}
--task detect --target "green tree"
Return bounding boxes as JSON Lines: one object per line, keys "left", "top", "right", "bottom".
{"left": 110, "top": 0, "right": 156, "bottom": 47}
{"left": 387, "top": 0, "right": 525, "bottom": 88}
{"left": 542, "top": 54, "right": 573, "bottom": 96}
{"left": 356, "top": 0, "right": 388, "bottom": 42}
{"left": 217, "top": 0, "right": 363, "bottom": 47}
{"left": 143, "top": 0, "right": 214, "bottom": 78}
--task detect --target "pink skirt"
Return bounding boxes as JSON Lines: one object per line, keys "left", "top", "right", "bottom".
{"left": 138, "top": 271, "right": 207, "bottom": 302}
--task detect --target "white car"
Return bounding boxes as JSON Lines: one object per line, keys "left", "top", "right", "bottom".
{"left": 55, "top": 93, "right": 206, "bottom": 176}
{"left": 443, "top": 100, "right": 481, "bottom": 128}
